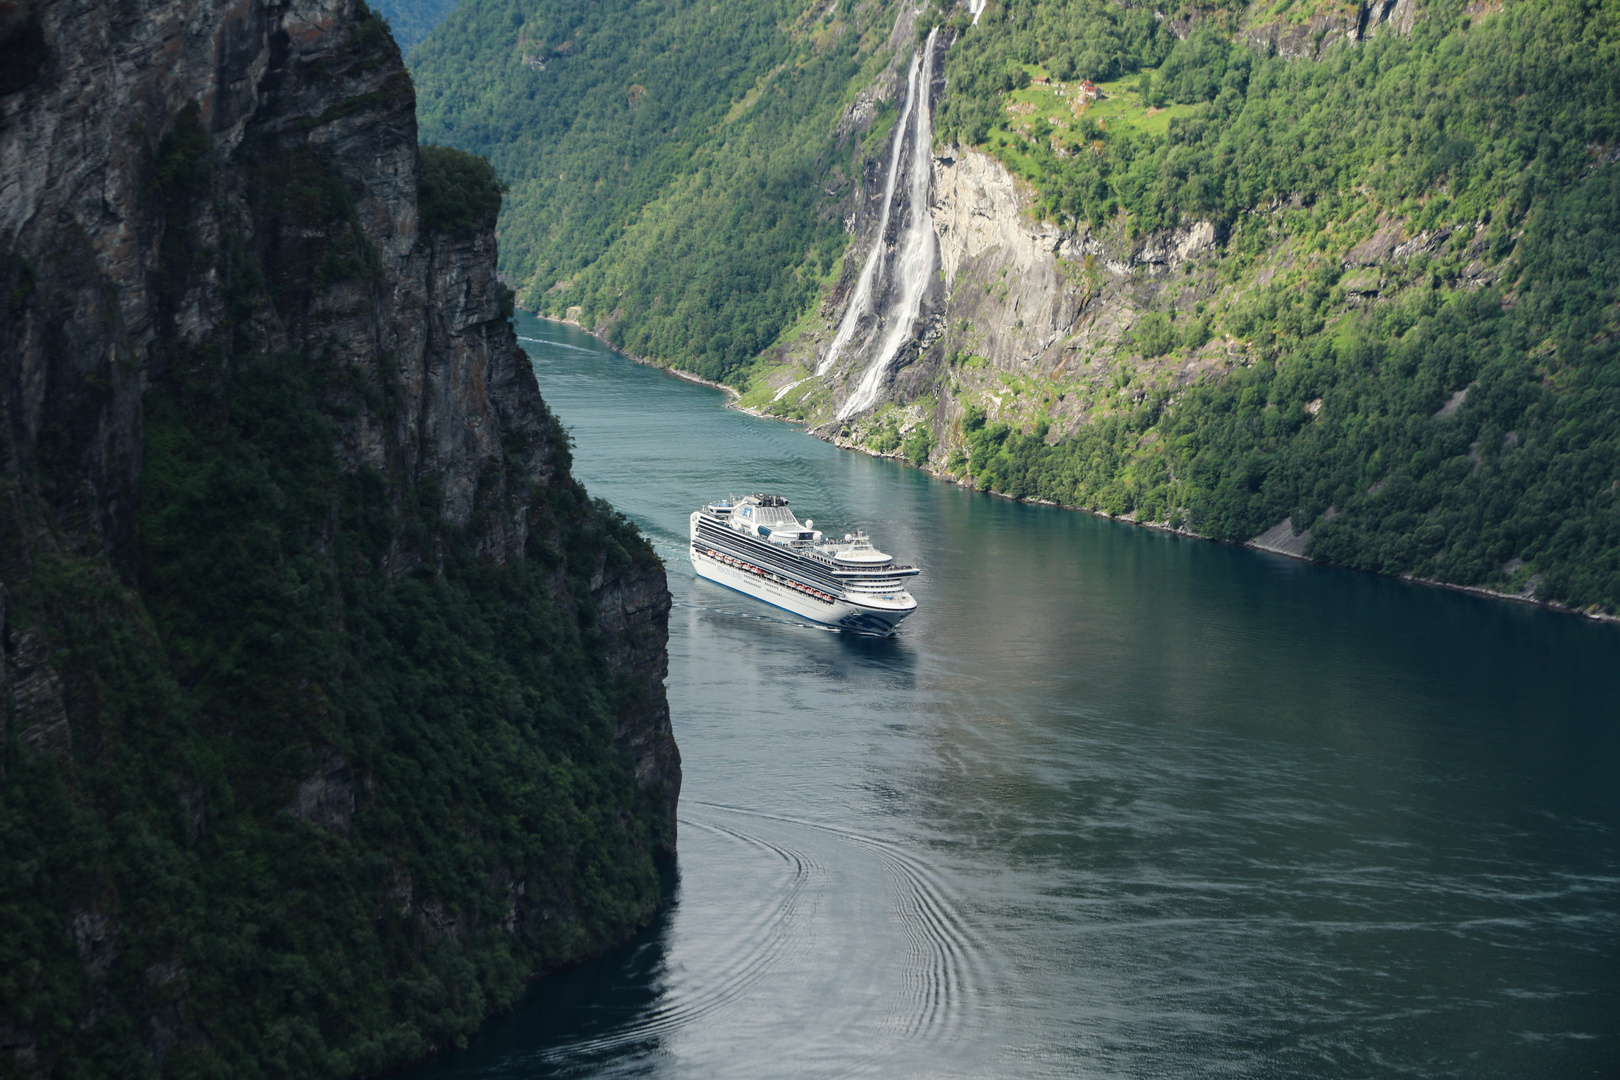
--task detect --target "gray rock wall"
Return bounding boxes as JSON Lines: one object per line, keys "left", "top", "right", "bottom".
{"left": 0, "top": 0, "right": 565, "bottom": 551}
{"left": 1, "top": 0, "right": 678, "bottom": 741}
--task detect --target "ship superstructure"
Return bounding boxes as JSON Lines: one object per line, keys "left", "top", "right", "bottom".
{"left": 689, "top": 494, "right": 919, "bottom": 635}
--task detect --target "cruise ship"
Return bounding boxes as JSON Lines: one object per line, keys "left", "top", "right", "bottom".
{"left": 689, "top": 494, "right": 919, "bottom": 635}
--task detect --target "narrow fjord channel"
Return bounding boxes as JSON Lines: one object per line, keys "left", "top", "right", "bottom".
{"left": 404, "top": 316, "right": 1620, "bottom": 1080}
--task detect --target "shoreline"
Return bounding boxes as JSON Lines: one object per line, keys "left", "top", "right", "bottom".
{"left": 526, "top": 313, "right": 1617, "bottom": 627}
{"left": 822, "top": 431, "right": 1617, "bottom": 623}
{"left": 538, "top": 315, "right": 743, "bottom": 399}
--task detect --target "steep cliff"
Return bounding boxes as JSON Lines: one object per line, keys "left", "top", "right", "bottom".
{"left": 0, "top": 0, "right": 677, "bottom": 1072}
{"left": 755, "top": 136, "right": 1243, "bottom": 450}
{"left": 740, "top": 0, "right": 1620, "bottom": 616}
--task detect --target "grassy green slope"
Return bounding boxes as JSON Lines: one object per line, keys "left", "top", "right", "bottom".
{"left": 931, "top": 0, "right": 1620, "bottom": 611}
{"left": 411, "top": 0, "right": 902, "bottom": 383}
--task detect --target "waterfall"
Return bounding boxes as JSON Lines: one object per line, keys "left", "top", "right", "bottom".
{"left": 966, "top": 0, "right": 986, "bottom": 23}
{"left": 836, "top": 27, "right": 940, "bottom": 420}
{"left": 771, "top": 50, "right": 929, "bottom": 408}
{"left": 814, "top": 43, "right": 928, "bottom": 382}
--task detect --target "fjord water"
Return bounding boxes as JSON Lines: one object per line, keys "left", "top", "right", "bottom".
{"left": 407, "top": 316, "right": 1620, "bottom": 1080}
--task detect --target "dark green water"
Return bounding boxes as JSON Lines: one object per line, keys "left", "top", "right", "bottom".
{"left": 405, "top": 316, "right": 1620, "bottom": 1079}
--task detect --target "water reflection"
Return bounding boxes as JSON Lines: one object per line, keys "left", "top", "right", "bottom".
{"left": 399, "top": 316, "right": 1620, "bottom": 1080}
{"left": 406, "top": 869, "right": 681, "bottom": 1078}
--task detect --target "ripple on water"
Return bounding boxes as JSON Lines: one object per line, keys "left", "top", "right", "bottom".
{"left": 398, "top": 315, "right": 1620, "bottom": 1080}
{"left": 688, "top": 801, "right": 997, "bottom": 1046}
{"left": 548, "top": 818, "right": 816, "bottom": 1060}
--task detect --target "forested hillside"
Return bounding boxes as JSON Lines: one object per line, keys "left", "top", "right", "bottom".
{"left": 905, "top": 0, "right": 1619, "bottom": 610}
{"left": 937, "top": 0, "right": 1611, "bottom": 232}
{"left": 412, "top": 0, "right": 904, "bottom": 383}
{"left": 411, "top": 0, "right": 1620, "bottom": 614}
{"left": 0, "top": 0, "right": 677, "bottom": 1072}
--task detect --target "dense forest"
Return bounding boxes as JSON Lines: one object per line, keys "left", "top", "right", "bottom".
{"left": 410, "top": 0, "right": 1620, "bottom": 614}
{"left": 935, "top": 0, "right": 1615, "bottom": 238}
{"left": 0, "top": 0, "right": 676, "bottom": 1069}
{"left": 412, "top": 0, "right": 905, "bottom": 384}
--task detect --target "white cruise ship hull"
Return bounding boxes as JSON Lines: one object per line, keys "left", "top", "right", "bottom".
{"left": 689, "top": 539, "right": 916, "bottom": 636}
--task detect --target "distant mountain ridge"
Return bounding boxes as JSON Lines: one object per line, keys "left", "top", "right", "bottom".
{"left": 374, "top": 0, "right": 461, "bottom": 54}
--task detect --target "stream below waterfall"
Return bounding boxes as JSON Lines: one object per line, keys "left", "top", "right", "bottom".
{"left": 399, "top": 316, "right": 1620, "bottom": 1080}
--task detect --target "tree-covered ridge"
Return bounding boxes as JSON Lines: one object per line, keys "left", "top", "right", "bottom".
{"left": 419, "top": 144, "right": 507, "bottom": 234}
{"left": 936, "top": 0, "right": 1618, "bottom": 236}
{"left": 916, "top": 0, "right": 1620, "bottom": 612}
{"left": 411, "top": 0, "right": 904, "bottom": 383}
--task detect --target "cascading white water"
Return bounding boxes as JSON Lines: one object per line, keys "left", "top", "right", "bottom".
{"left": 814, "top": 45, "right": 928, "bottom": 382}
{"left": 966, "top": 0, "right": 987, "bottom": 23}
{"left": 837, "top": 27, "right": 939, "bottom": 420}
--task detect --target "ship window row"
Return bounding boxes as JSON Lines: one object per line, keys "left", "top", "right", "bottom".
{"left": 710, "top": 540, "right": 842, "bottom": 590}
{"left": 696, "top": 522, "right": 911, "bottom": 587}
{"left": 696, "top": 525, "right": 845, "bottom": 590}
{"left": 711, "top": 544, "right": 842, "bottom": 591}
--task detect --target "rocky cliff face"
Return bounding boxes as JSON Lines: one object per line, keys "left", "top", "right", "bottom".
{"left": 905, "top": 145, "right": 1230, "bottom": 455}
{"left": 771, "top": 131, "right": 1506, "bottom": 537}
{"left": 0, "top": 0, "right": 677, "bottom": 1071}
{"left": 1, "top": 0, "right": 528, "bottom": 552}
{"left": 754, "top": 136, "right": 1232, "bottom": 454}
{"left": 1240, "top": 0, "right": 1420, "bottom": 59}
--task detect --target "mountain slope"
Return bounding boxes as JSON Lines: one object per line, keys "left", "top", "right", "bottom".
{"left": 0, "top": 0, "right": 677, "bottom": 1074}
{"left": 411, "top": 0, "right": 1620, "bottom": 615}
{"left": 412, "top": 0, "right": 910, "bottom": 382}
{"left": 811, "top": 0, "right": 1620, "bottom": 613}
{"left": 372, "top": 0, "right": 461, "bottom": 53}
